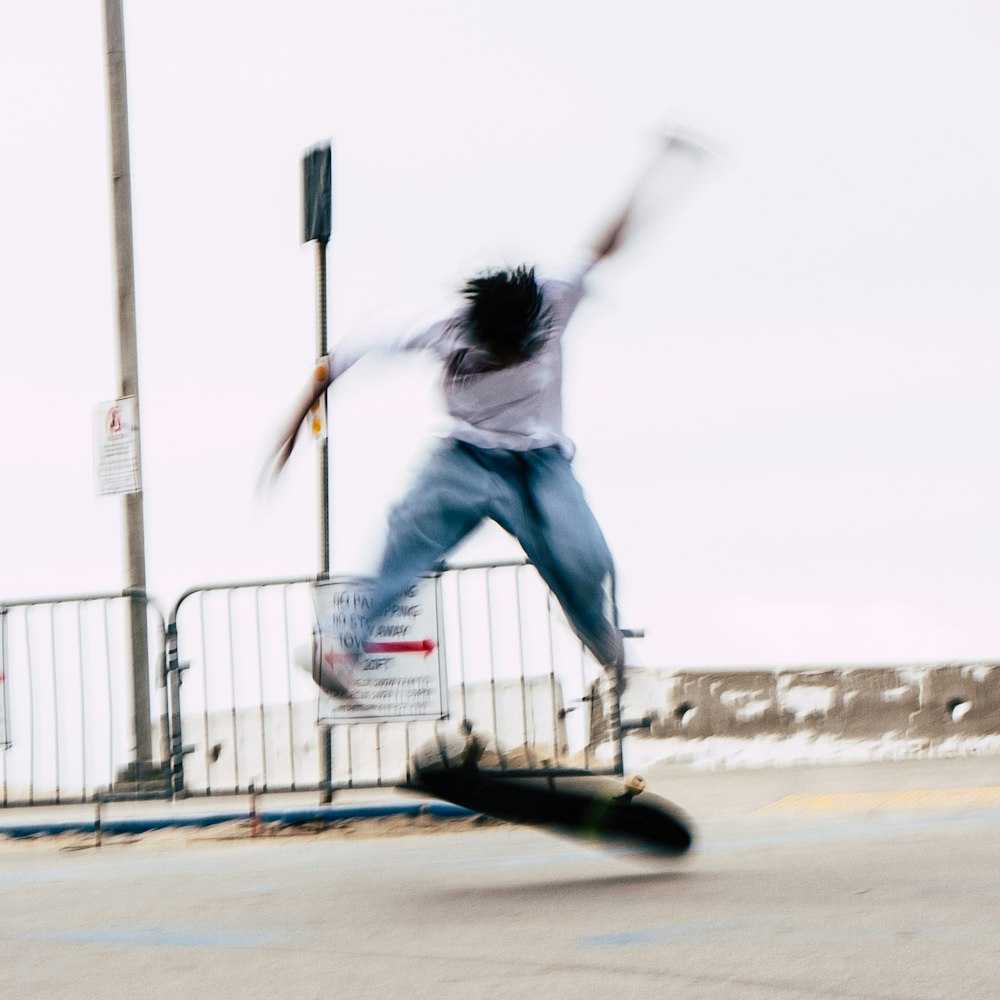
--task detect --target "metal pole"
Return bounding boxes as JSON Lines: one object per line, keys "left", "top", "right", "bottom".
{"left": 303, "top": 143, "right": 333, "bottom": 800}
{"left": 316, "top": 238, "right": 330, "bottom": 577}
{"left": 103, "top": 0, "right": 153, "bottom": 771}
{"left": 316, "top": 236, "right": 333, "bottom": 801}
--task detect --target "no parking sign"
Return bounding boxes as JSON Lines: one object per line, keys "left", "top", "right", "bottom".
{"left": 312, "top": 576, "right": 447, "bottom": 723}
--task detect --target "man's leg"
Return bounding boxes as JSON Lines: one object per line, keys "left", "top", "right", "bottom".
{"left": 493, "top": 448, "right": 625, "bottom": 688}
{"left": 364, "top": 440, "right": 490, "bottom": 636}
{"left": 314, "top": 441, "right": 488, "bottom": 696}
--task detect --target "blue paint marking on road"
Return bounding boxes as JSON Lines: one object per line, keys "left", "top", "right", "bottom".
{"left": 34, "top": 924, "right": 291, "bottom": 950}
{"left": 0, "top": 801, "right": 474, "bottom": 840}
{"left": 579, "top": 920, "right": 738, "bottom": 949}
{"left": 578, "top": 917, "right": 1000, "bottom": 951}
{"left": 579, "top": 927, "right": 671, "bottom": 948}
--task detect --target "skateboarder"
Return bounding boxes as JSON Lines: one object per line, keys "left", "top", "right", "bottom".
{"left": 265, "top": 134, "right": 708, "bottom": 698}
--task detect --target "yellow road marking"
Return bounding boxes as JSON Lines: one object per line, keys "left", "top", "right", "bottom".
{"left": 758, "top": 786, "right": 1000, "bottom": 814}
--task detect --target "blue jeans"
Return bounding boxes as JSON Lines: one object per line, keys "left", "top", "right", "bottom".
{"left": 365, "top": 439, "right": 623, "bottom": 669}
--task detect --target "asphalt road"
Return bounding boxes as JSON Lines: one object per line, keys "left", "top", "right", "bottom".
{"left": 1, "top": 755, "right": 999, "bottom": 1000}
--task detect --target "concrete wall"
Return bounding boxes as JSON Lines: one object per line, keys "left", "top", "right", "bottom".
{"left": 622, "top": 663, "right": 1000, "bottom": 741}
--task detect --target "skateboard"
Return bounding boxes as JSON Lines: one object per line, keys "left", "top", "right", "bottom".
{"left": 406, "top": 728, "right": 694, "bottom": 857}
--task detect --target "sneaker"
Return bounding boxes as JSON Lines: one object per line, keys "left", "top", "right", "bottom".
{"left": 311, "top": 633, "right": 360, "bottom": 699}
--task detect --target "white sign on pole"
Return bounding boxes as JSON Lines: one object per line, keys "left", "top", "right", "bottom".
{"left": 94, "top": 397, "right": 141, "bottom": 496}
{"left": 312, "top": 576, "right": 447, "bottom": 723}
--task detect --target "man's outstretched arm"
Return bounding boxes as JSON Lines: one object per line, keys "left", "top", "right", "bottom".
{"left": 260, "top": 304, "right": 456, "bottom": 487}
{"left": 261, "top": 359, "right": 333, "bottom": 486}
{"left": 590, "top": 129, "right": 715, "bottom": 264}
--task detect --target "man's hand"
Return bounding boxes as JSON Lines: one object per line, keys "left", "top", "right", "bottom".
{"left": 258, "top": 359, "right": 334, "bottom": 492}
{"left": 590, "top": 127, "right": 718, "bottom": 263}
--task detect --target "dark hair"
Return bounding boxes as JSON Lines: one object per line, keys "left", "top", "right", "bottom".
{"left": 459, "top": 265, "right": 547, "bottom": 367}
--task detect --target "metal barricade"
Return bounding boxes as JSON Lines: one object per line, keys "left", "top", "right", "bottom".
{"left": 165, "top": 576, "right": 320, "bottom": 798}
{"left": 0, "top": 592, "right": 166, "bottom": 806}
{"left": 430, "top": 561, "right": 622, "bottom": 777}
{"left": 165, "top": 562, "right": 622, "bottom": 799}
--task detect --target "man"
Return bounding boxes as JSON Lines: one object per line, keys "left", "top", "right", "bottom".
{"left": 265, "top": 132, "right": 709, "bottom": 699}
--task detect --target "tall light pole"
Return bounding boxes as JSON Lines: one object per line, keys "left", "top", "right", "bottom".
{"left": 103, "top": 0, "right": 153, "bottom": 777}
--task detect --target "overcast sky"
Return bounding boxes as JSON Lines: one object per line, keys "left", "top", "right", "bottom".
{"left": 2, "top": 0, "right": 997, "bottom": 669}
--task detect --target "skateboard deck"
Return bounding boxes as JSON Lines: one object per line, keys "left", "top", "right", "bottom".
{"left": 407, "top": 731, "right": 693, "bottom": 856}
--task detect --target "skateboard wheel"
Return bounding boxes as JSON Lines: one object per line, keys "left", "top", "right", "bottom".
{"left": 624, "top": 774, "right": 646, "bottom": 797}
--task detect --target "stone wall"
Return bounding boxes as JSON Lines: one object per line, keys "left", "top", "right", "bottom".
{"left": 621, "top": 662, "right": 1000, "bottom": 741}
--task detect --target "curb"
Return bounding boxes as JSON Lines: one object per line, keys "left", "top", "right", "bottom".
{"left": 0, "top": 801, "right": 476, "bottom": 840}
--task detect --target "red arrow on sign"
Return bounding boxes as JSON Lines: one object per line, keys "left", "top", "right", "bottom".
{"left": 363, "top": 638, "right": 437, "bottom": 657}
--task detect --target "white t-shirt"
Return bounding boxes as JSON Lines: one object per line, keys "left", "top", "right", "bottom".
{"left": 327, "top": 259, "right": 594, "bottom": 459}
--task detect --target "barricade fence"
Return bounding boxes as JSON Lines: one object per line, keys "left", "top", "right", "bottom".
{"left": 166, "top": 562, "right": 620, "bottom": 799}
{"left": 0, "top": 593, "right": 166, "bottom": 806}
{"left": 0, "top": 564, "right": 621, "bottom": 806}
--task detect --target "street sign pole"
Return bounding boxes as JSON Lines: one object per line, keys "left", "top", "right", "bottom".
{"left": 303, "top": 143, "right": 332, "bottom": 579}
{"left": 316, "top": 237, "right": 330, "bottom": 577}
{"left": 303, "top": 142, "right": 334, "bottom": 800}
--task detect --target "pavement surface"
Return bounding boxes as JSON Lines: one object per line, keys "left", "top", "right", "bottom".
{"left": 1, "top": 753, "right": 999, "bottom": 999}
